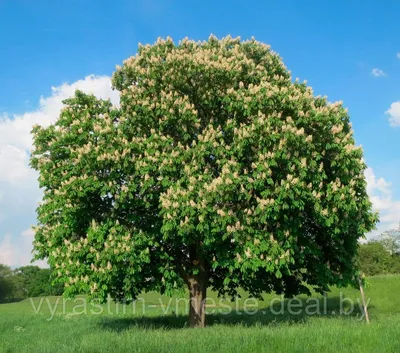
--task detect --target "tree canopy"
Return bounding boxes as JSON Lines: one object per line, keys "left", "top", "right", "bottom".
{"left": 0, "top": 264, "right": 15, "bottom": 302}
{"left": 380, "top": 223, "right": 400, "bottom": 255}
{"left": 13, "top": 266, "right": 64, "bottom": 298}
{"left": 0, "top": 264, "right": 63, "bottom": 301}
{"left": 357, "top": 242, "right": 394, "bottom": 276}
{"left": 30, "top": 35, "right": 377, "bottom": 327}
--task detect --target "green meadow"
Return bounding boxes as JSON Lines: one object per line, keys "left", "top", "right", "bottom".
{"left": 1, "top": 275, "right": 400, "bottom": 353}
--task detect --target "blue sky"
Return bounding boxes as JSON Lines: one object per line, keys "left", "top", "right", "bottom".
{"left": 0, "top": 0, "right": 399, "bottom": 266}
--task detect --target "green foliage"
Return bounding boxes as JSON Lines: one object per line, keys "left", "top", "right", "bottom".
{"left": 13, "top": 266, "right": 64, "bottom": 298}
{"left": 357, "top": 242, "right": 393, "bottom": 276}
{"left": 0, "top": 264, "right": 63, "bottom": 301}
{"left": 357, "top": 241, "right": 400, "bottom": 276}
{"left": 0, "top": 265, "right": 15, "bottom": 302}
{"left": 390, "top": 257, "right": 400, "bottom": 274}
{"left": 357, "top": 225, "right": 400, "bottom": 276}
{"left": 30, "top": 36, "right": 377, "bottom": 314}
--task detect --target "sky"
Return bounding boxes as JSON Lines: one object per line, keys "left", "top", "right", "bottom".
{"left": 0, "top": 0, "right": 399, "bottom": 267}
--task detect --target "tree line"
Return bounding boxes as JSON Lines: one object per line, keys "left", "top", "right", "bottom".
{"left": 0, "top": 265, "right": 63, "bottom": 302}
{"left": 358, "top": 224, "right": 400, "bottom": 276}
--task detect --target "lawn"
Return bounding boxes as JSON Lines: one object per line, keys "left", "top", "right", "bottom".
{"left": 1, "top": 275, "right": 400, "bottom": 353}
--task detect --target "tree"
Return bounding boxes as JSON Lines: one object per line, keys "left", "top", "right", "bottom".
{"left": 0, "top": 264, "right": 15, "bottom": 302}
{"left": 13, "top": 266, "right": 64, "bottom": 298}
{"left": 380, "top": 223, "right": 400, "bottom": 255}
{"left": 357, "top": 242, "right": 392, "bottom": 276}
{"left": 30, "top": 36, "right": 377, "bottom": 327}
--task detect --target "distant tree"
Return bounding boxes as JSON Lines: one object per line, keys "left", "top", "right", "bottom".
{"left": 34, "top": 268, "right": 64, "bottom": 296}
{"left": 380, "top": 223, "right": 400, "bottom": 255}
{"left": 390, "top": 256, "right": 400, "bottom": 274}
{"left": 30, "top": 36, "right": 377, "bottom": 327}
{"left": 357, "top": 242, "right": 392, "bottom": 276}
{"left": 12, "top": 266, "right": 41, "bottom": 298}
{"left": 0, "top": 264, "right": 15, "bottom": 302}
{"left": 13, "top": 266, "right": 64, "bottom": 298}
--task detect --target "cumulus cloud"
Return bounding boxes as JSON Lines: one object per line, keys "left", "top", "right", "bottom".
{"left": 386, "top": 101, "right": 400, "bottom": 127}
{"left": 364, "top": 167, "right": 400, "bottom": 238}
{"left": 0, "top": 145, "right": 36, "bottom": 185}
{"left": 0, "top": 75, "right": 119, "bottom": 268}
{"left": 0, "top": 75, "right": 119, "bottom": 152}
{"left": 371, "top": 68, "right": 386, "bottom": 77}
{"left": 0, "top": 229, "right": 46, "bottom": 268}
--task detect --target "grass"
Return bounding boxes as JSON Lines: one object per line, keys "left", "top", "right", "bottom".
{"left": 1, "top": 275, "right": 400, "bottom": 352}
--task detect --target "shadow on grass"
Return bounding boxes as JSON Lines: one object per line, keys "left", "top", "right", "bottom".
{"left": 99, "top": 296, "right": 371, "bottom": 332}
{"left": 0, "top": 297, "right": 25, "bottom": 304}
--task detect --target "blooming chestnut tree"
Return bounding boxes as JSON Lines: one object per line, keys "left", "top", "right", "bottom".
{"left": 30, "top": 36, "right": 377, "bottom": 327}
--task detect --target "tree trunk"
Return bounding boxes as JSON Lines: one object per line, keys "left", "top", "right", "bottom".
{"left": 188, "top": 277, "right": 207, "bottom": 328}
{"left": 358, "top": 276, "right": 370, "bottom": 324}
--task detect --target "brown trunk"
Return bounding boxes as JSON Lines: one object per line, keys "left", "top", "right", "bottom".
{"left": 188, "top": 277, "right": 207, "bottom": 328}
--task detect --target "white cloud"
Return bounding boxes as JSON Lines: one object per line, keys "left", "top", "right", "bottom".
{"left": 364, "top": 167, "right": 400, "bottom": 238}
{"left": 397, "top": 52, "right": 400, "bottom": 59}
{"left": 0, "top": 145, "right": 36, "bottom": 184}
{"left": 371, "top": 68, "right": 386, "bottom": 77}
{"left": 0, "top": 229, "right": 47, "bottom": 268}
{"left": 0, "top": 75, "right": 119, "bottom": 152}
{"left": 0, "top": 75, "right": 119, "bottom": 268}
{"left": 0, "top": 234, "right": 17, "bottom": 267}
{"left": 386, "top": 101, "right": 400, "bottom": 127}
{"left": 365, "top": 168, "right": 391, "bottom": 196}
